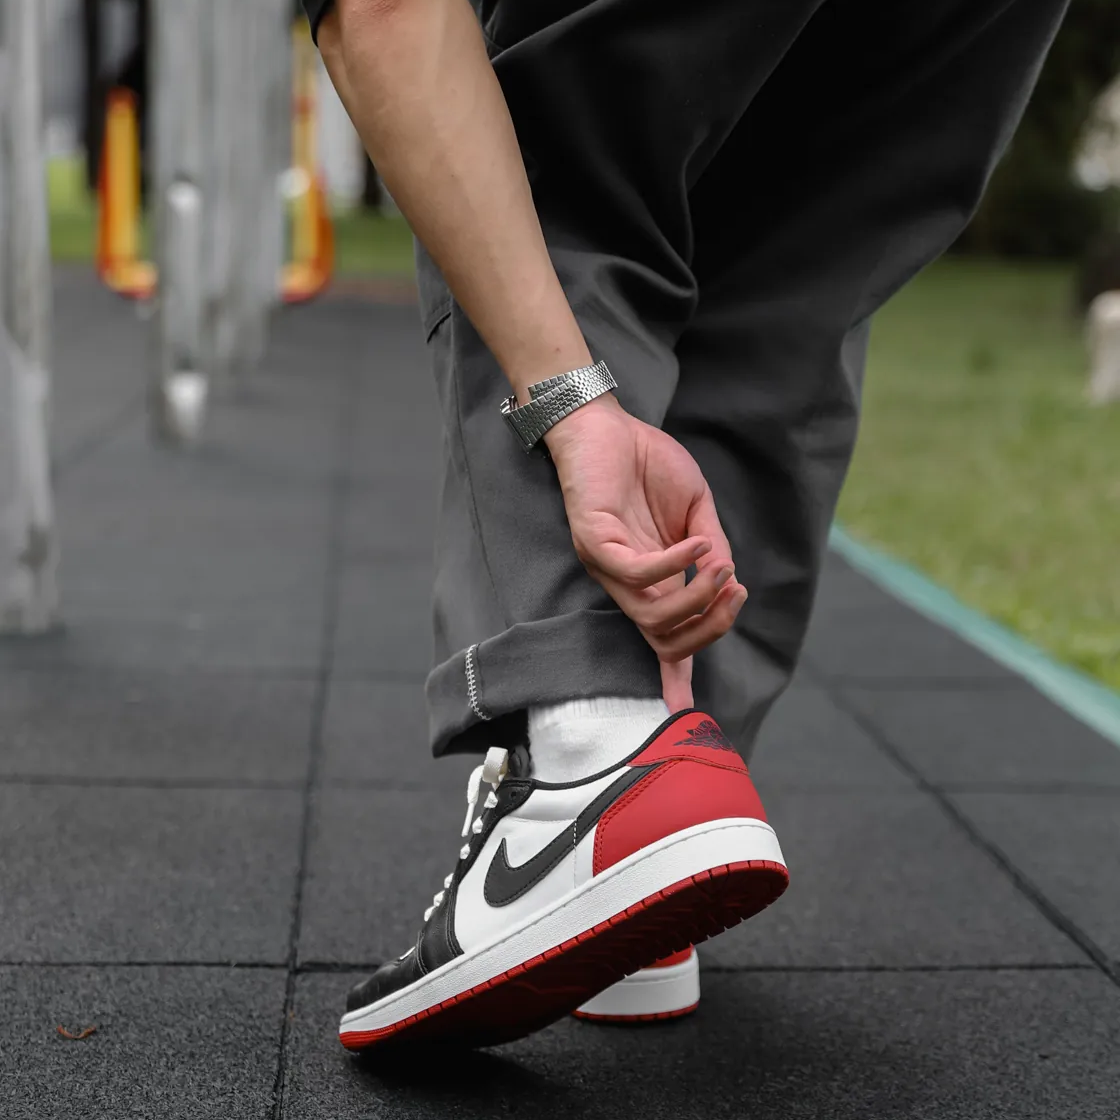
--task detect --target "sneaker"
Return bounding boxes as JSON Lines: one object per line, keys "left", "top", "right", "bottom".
{"left": 338, "top": 709, "right": 787, "bottom": 1051}
{"left": 573, "top": 947, "right": 700, "bottom": 1022}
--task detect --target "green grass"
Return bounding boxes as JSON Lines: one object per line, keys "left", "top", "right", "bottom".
{"left": 840, "top": 256, "right": 1120, "bottom": 690}
{"left": 332, "top": 208, "right": 416, "bottom": 277}
{"left": 46, "top": 155, "right": 416, "bottom": 277}
{"left": 49, "top": 156, "right": 99, "bottom": 261}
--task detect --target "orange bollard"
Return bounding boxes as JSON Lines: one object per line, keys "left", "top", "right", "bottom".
{"left": 282, "top": 19, "right": 334, "bottom": 303}
{"left": 97, "top": 22, "right": 334, "bottom": 306}
{"left": 96, "top": 88, "right": 157, "bottom": 299}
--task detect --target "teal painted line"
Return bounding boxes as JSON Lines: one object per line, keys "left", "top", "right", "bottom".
{"left": 829, "top": 524, "right": 1120, "bottom": 751}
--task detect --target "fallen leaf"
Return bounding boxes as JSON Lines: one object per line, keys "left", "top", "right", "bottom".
{"left": 57, "top": 1025, "right": 97, "bottom": 1041}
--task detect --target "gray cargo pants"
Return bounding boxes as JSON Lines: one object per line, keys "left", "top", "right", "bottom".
{"left": 407, "top": 0, "right": 1069, "bottom": 757}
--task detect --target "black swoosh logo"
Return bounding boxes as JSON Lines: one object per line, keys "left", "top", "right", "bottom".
{"left": 483, "top": 765, "right": 652, "bottom": 907}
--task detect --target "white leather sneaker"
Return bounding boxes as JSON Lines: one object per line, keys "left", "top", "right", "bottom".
{"left": 573, "top": 947, "right": 700, "bottom": 1022}
{"left": 339, "top": 709, "right": 787, "bottom": 1051}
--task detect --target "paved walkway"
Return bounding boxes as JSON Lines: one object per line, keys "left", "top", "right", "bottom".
{"left": 2, "top": 270, "right": 1118, "bottom": 1119}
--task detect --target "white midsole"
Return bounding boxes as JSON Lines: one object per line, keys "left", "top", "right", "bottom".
{"left": 340, "top": 817, "right": 783, "bottom": 1035}
{"left": 575, "top": 948, "right": 700, "bottom": 1017}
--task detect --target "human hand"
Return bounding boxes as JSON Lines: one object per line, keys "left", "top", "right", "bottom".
{"left": 543, "top": 394, "right": 747, "bottom": 711}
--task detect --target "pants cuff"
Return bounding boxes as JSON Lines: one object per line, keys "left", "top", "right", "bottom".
{"left": 424, "top": 609, "right": 662, "bottom": 756}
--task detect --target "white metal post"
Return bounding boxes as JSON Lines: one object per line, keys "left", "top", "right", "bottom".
{"left": 231, "top": 0, "right": 270, "bottom": 375}
{"left": 1088, "top": 292, "right": 1120, "bottom": 405}
{"left": 152, "top": 0, "right": 286, "bottom": 413}
{"left": 0, "top": 0, "right": 60, "bottom": 634}
{"left": 202, "top": 0, "right": 262, "bottom": 385}
{"left": 228, "top": 0, "right": 289, "bottom": 378}
{"left": 150, "top": 0, "right": 209, "bottom": 443}
{"left": 262, "top": 0, "right": 291, "bottom": 310}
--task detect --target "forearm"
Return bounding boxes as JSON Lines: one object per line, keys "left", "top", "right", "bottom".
{"left": 318, "top": 0, "right": 593, "bottom": 402}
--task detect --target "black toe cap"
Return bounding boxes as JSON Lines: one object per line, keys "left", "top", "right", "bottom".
{"left": 345, "top": 948, "right": 425, "bottom": 1013}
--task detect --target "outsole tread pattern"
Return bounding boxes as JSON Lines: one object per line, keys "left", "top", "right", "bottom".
{"left": 570, "top": 1002, "right": 699, "bottom": 1024}
{"left": 340, "top": 858, "right": 787, "bottom": 1051}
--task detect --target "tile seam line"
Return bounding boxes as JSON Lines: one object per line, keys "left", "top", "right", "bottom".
{"left": 0, "top": 775, "right": 306, "bottom": 790}
{"left": 829, "top": 524, "right": 1120, "bottom": 752}
{"left": 822, "top": 684, "right": 1120, "bottom": 990}
{"left": 51, "top": 392, "right": 145, "bottom": 480}
{"left": 270, "top": 374, "right": 356, "bottom": 1120}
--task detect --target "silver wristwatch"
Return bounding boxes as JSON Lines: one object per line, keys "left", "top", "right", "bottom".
{"left": 500, "top": 360, "right": 618, "bottom": 454}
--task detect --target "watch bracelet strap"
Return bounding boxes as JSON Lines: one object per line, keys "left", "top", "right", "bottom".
{"left": 501, "top": 360, "right": 617, "bottom": 453}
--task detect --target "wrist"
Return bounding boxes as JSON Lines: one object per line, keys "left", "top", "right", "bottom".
{"left": 541, "top": 391, "right": 625, "bottom": 457}
{"left": 505, "top": 347, "right": 595, "bottom": 406}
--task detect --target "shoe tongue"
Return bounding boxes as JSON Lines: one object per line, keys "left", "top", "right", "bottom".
{"left": 507, "top": 744, "right": 532, "bottom": 779}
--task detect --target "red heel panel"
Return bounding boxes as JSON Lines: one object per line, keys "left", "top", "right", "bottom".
{"left": 593, "top": 759, "right": 767, "bottom": 876}
{"left": 632, "top": 712, "right": 749, "bottom": 772}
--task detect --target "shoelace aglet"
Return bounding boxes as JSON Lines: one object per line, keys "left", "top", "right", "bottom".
{"left": 460, "top": 748, "right": 509, "bottom": 837}
{"left": 431, "top": 747, "right": 511, "bottom": 925}
{"left": 461, "top": 762, "right": 485, "bottom": 837}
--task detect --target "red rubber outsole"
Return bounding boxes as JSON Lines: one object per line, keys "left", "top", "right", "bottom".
{"left": 339, "top": 857, "right": 787, "bottom": 1051}
{"left": 570, "top": 1001, "right": 699, "bottom": 1024}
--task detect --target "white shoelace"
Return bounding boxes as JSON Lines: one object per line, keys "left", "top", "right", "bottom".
{"left": 423, "top": 746, "right": 509, "bottom": 922}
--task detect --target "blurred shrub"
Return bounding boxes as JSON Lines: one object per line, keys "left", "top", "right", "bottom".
{"left": 958, "top": 0, "right": 1120, "bottom": 259}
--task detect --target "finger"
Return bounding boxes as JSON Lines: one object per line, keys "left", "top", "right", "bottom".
{"left": 631, "top": 562, "right": 736, "bottom": 636}
{"left": 647, "top": 582, "right": 748, "bottom": 662}
{"left": 660, "top": 656, "right": 694, "bottom": 712}
{"left": 587, "top": 535, "right": 711, "bottom": 591}
{"left": 686, "top": 486, "right": 736, "bottom": 575}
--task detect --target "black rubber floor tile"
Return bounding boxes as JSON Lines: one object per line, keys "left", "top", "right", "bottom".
{"left": 283, "top": 969, "right": 1120, "bottom": 1120}
{"left": 802, "top": 597, "right": 1015, "bottom": 682}
{"left": 201, "top": 389, "right": 343, "bottom": 465}
{"left": 299, "top": 789, "right": 466, "bottom": 964}
{"left": 51, "top": 269, "right": 146, "bottom": 468}
{"left": 320, "top": 680, "right": 477, "bottom": 788}
{"left": 0, "top": 965, "right": 284, "bottom": 1120}
{"left": 749, "top": 686, "right": 912, "bottom": 789}
{"left": 331, "top": 563, "right": 434, "bottom": 677}
{"left": 952, "top": 792, "right": 1120, "bottom": 964}
{"left": 345, "top": 348, "right": 440, "bottom": 488}
{"left": 701, "top": 790, "right": 1086, "bottom": 968}
{"left": 341, "top": 486, "right": 439, "bottom": 563}
{"left": 56, "top": 543, "right": 328, "bottom": 615}
{"left": 63, "top": 420, "right": 340, "bottom": 506}
{"left": 348, "top": 410, "right": 440, "bottom": 484}
{"left": 0, "top": 785, "right": 302, "bottom": 962}
{"left": 279, "top": 294, "right": 417, "bottom": 360}
{"left": 59, "top": 494, "right": 330, "bottom": 571}
{"left": 814, "top": 555, "right": 899, "bottom": 611}
{"left": 0, "top": 610, "right": 324, "bottom": 673}
{"left": 837, "top": 686, "right": 1120, "bottom": 786}
{"left": 0, "top": 670, "right": 315, "bottom": 783}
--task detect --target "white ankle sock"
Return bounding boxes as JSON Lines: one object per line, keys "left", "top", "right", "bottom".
{"left": 527, "top": 696, "right": 671, "bottom": 783}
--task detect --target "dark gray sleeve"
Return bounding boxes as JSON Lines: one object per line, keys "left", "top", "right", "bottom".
{"left": 301, "top": 0, "right": 334, "bottom": 43}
